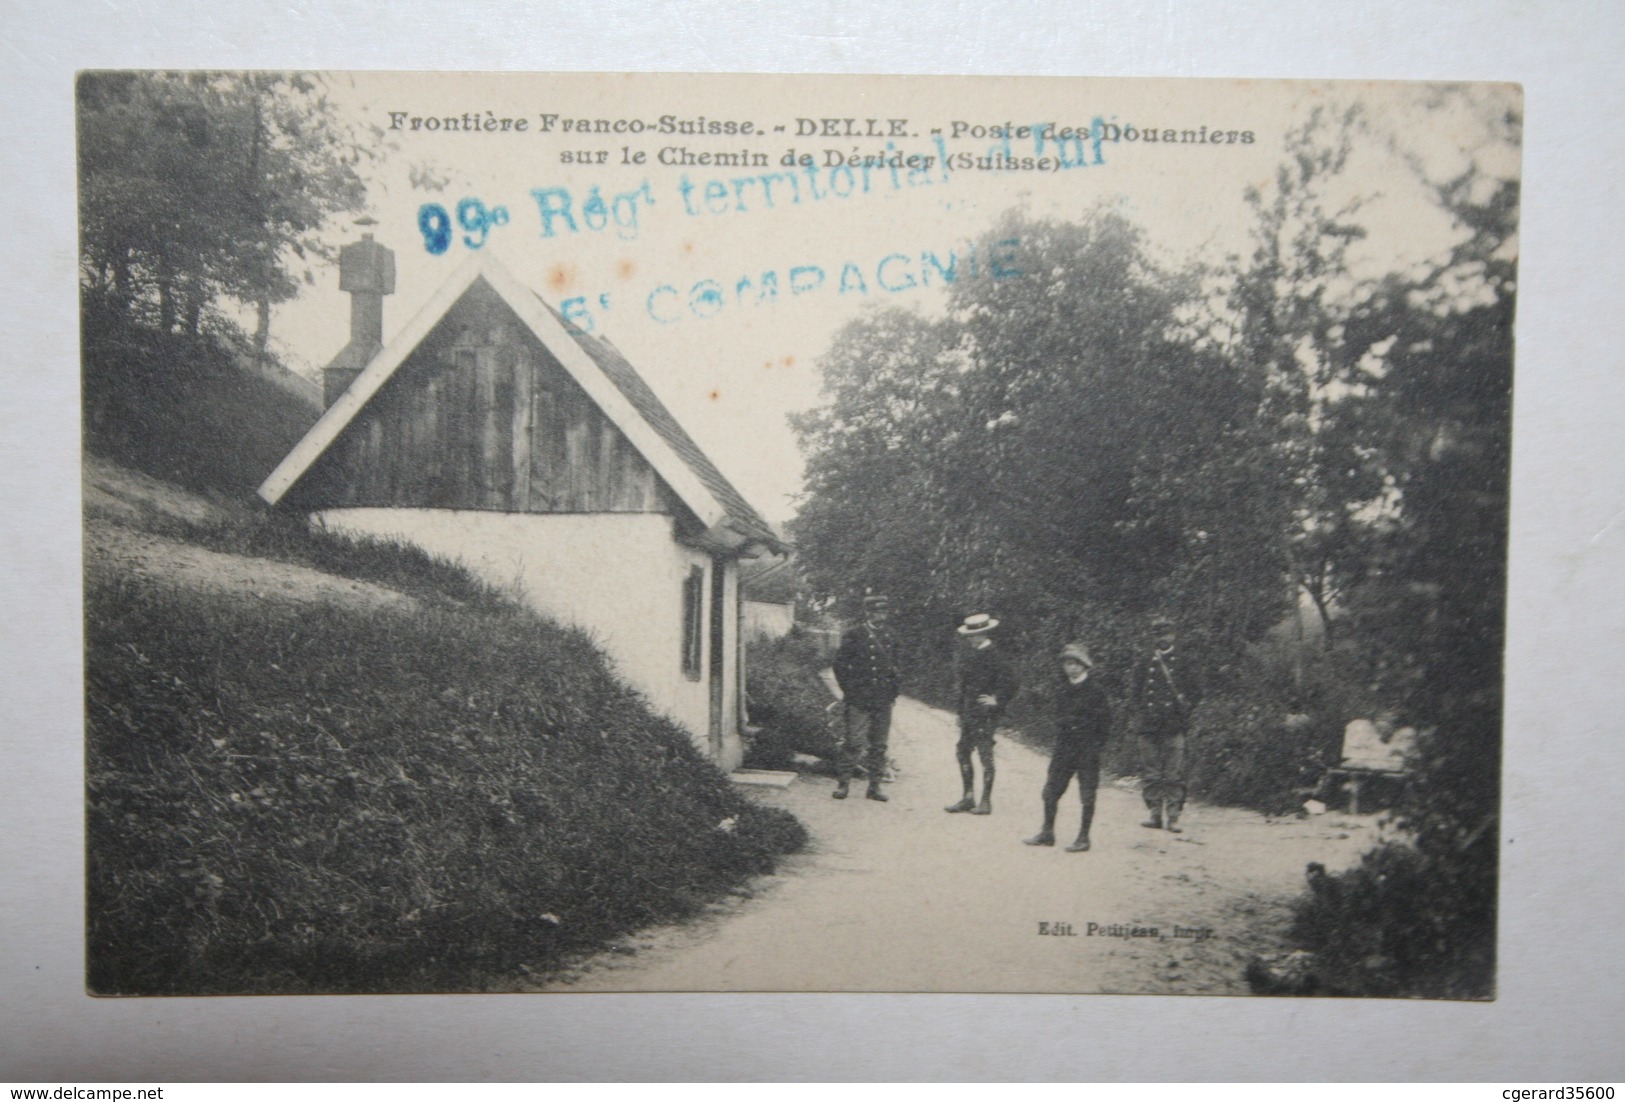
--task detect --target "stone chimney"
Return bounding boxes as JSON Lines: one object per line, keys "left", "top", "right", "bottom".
{"left": 323, "top": 219, "right": 396, "bottom": 407}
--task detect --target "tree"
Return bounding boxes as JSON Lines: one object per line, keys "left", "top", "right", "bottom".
{"left": 1225, "top": 104, "right": 1390, "bottom": 648}
{"left": 77, "top": 71, "right": 367, "bottom": 345}
{"left": 789, "top": 308, "right": 962, "bottom": 677}
{"left": 1351, "top": 174, "right": 1516, "bottom": 970}
{"left": 792, "top": 207, "right": 1299, "bottom": 695}
{"left": 1264, "top": 92, "right": 1519, "bottom": 997}
{"left": 939, "top": 209, "right": 1296, "bottom": 661}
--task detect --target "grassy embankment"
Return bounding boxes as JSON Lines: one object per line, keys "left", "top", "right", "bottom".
{"left": 84, "top": 321, "right": 806, "bottom": 994}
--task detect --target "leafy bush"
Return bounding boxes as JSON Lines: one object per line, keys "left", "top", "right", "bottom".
{"left": 1177, "top": 642, "right": 1373, "bottom": 812}
{"left": 742, "top": 631, "right": 838, "bottom": 769}
{"left": 1177, "top": 695, "right": 1327, "bottom": 814}
{"left": 1283, "top": 839, "right": 1495, "bottom": 998}
{"left": 86, "top": 573, "right": 806, "bottom": 994}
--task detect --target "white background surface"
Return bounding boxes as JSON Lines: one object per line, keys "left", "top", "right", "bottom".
{"left": 2, "top": 0, "right": 1622, "bottom": 1081}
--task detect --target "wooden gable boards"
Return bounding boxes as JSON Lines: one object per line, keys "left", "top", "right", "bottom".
{"left": 259, "top": 255, "right": 748, "bottom": 543}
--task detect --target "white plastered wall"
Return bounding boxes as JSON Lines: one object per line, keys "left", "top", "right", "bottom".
{"left": 317, "top": 508, "right": 738, "bottom": 764}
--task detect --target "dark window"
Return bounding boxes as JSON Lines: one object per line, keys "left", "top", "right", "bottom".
{"left": 681, "top": 566, "right": 704, "bottom": 679}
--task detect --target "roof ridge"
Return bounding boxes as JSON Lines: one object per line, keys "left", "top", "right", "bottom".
{"left": 536, "top": 293, "right": 785, "bottom": 553}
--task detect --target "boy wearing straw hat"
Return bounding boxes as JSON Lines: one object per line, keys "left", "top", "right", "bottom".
{"left": 945, "top": 613, "right": 1019, "bottom": 815}
{"left": 1024, "top": 642, "right": 1113, "bottom": 852}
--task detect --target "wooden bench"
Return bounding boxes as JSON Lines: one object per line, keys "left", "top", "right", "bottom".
{"left": 1325, "top": 718, "right": 1415, "bottom": 813}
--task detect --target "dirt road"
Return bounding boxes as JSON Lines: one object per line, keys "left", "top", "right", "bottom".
{"left": 554, "top": 694, "right": 1379, "bottom": 995}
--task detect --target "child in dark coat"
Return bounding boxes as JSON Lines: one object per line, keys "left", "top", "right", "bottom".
{"left": 1025, "top": 642, "right": 1112, "bottom": 852}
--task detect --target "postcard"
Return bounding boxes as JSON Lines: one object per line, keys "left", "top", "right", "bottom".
{"left": 78, "top": 71, "right": 1518, "bottom": 998}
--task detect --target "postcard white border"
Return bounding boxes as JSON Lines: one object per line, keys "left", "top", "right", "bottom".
{"left": 4, "top": 0, "right": 1622, "bottom": 1082}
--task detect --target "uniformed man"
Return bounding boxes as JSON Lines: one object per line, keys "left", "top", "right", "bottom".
{"left": 831, "top": 592, "right": 902, "bottom": 801}
{"left": 1131, "top": 614, "right": 1203, "bottom": 832}
{"left": 945, "top": 612, "right": 1019, "bottom": 816}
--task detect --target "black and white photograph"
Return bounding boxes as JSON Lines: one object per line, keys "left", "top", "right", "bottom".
{"left": 75, "top": 71, "right": 1519, "bottom": 1000}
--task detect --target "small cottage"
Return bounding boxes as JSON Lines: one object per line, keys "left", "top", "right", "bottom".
{"left": 259, "top": 239, "right": 787, "bottom": 770}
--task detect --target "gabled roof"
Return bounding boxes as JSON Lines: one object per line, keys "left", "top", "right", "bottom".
{"left": 258, "top": 255, "right": 786, "bottom": 555}
{"left": 554, "top": 308, "right": 784, "bottom": 551}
